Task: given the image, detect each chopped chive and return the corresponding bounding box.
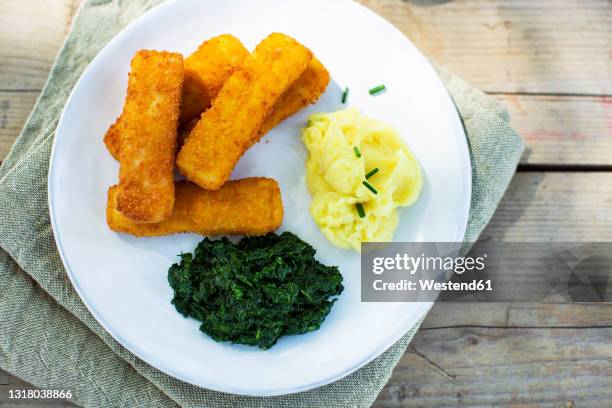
[342,87,349,103]
[365,168,379,179]
[362,180,378,195]
[368,84,386,95]
[356,203,366,218]
[354,146,362,158]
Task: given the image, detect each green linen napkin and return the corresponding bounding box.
[0,0,524,407]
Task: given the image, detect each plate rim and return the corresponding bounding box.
[48,0,472,396]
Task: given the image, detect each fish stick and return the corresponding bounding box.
[106,36,328,160]
[174,58,328,151]
[107,178,283,237]
[104,118,123,160]
[104,34,248,160]
[176,33,313,190]
[116,50,183,223]
[258,57,330,138]
[180,34,250,124]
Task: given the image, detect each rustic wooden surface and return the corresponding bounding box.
[0,0,610,407]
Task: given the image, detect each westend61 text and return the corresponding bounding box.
[373,279,493,292]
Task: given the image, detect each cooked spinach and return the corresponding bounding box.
[168,232,343,349]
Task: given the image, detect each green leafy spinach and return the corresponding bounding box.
[168,232,343,349]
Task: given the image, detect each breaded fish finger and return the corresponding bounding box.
[258,57,330,138]
[107,178,283,237]
[104,34,248,160]
[174,58,328,152]
[177,33,313,190]
[116,50,183,223]
[103,117,123,160]
[181,34,249,124]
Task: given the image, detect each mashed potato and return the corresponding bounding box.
[302,108,422,251]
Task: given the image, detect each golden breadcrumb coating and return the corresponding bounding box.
[175,58,328,151]
[116,50,183,223]
[181,34,249,124]
[103,117,123,160]
[104,35,248,160]
[107,178,283,236]
[259,57,329,137]
[176,33,313,190]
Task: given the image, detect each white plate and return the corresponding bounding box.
[49,0,471,396]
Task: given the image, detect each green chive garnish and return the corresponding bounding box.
[342,87,349,103]
[365,168,379,179]
[354,146,362,158]
[369,84,386,95]
[362,180,378,195]
[356,203,366,218]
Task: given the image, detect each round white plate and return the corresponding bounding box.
[49,0,471,396]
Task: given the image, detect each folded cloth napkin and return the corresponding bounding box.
[0,0,524,407]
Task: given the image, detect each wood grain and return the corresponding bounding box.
[1,0,611,164]
[7,170,607,406]
[373,327,612,408]
[423,302,612,329]
[0,92,39,158]
[371,171,612,406]
[1,0,612,407]
[358,0,612,95]
[497,94,612,166]
[0,0,80,162]
[4,0,609,95]
[482,172,612,241]
[0,370,9,385]
[0,0,79,91]
[2,86,612,166]
[0,368,76,407]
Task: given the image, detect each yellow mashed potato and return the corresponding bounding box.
[302,108,422,251]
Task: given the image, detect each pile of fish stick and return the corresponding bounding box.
[105,33,330,237]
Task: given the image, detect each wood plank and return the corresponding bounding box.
[1,0,610,95]
[373,171,612,406]
[0,370,9,385]
[497,94,612,166]
[0,369,77,407]
[373,327,612,407]
[0,1,611,408]
[2,304,609,406]
[0,0,79,90]
[2,90,611,166]
[0,92,39,159]
[358,0,612,95]
[0,167,608,407]
[483,172,612,241]
[1,1,611,164]
[1,171,608,405]
[423,303,612,329]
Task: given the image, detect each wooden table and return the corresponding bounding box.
[1,0,611,406]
